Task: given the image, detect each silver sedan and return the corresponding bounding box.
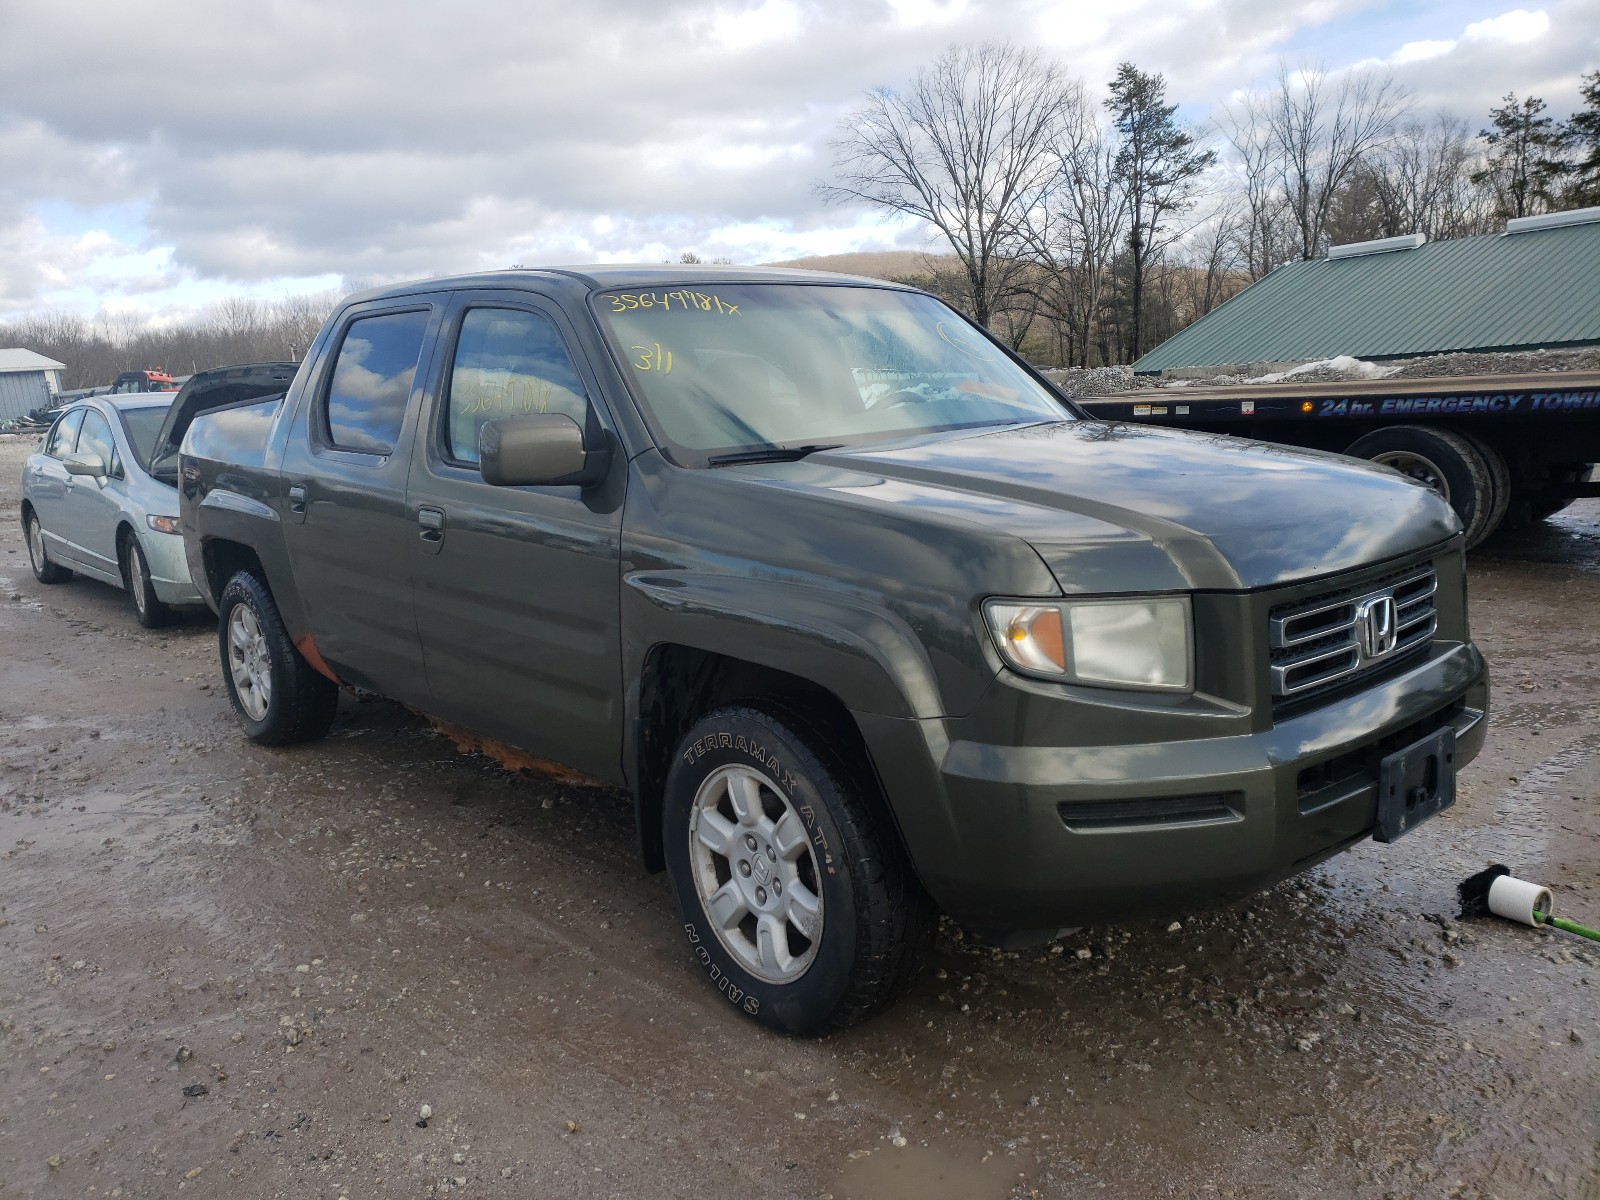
[20,395,204,626]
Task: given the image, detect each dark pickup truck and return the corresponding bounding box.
[179,266,1489,1033]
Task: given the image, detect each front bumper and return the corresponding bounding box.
[858,640,1487,943]
[141,529,206,606]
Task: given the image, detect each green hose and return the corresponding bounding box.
[1541,914,1600,942]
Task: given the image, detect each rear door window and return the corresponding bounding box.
[443,307,590,464]
[323,309,431,454]
[45,409,85,458]
[77,410,117,472]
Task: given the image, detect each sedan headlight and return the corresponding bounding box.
[146,514,182,534]
[983,596,1193,692]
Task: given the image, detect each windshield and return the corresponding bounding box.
[595,284,1071,460]
[118,403,171,471]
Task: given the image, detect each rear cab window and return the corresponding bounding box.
[321,309,432,455]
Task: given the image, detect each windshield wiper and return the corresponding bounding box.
[705,443,842,466]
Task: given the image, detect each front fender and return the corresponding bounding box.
[623,570,948,720]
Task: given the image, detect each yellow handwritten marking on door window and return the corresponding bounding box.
[610,291,740,316]
[456,373,555,415]
[630,344,673,373]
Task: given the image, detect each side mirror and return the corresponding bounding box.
[479,414,610,488]
[64,453,107,479]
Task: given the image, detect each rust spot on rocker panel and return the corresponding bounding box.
[424,716,605,787]
[295,634,342,685]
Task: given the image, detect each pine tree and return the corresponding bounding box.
[1474,93,1565,218]
[1105,64,1214,361]
[1559,71,1600,208]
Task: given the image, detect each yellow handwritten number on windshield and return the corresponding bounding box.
[631,343,673,373]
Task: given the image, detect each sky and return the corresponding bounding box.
[0,0,1595,326]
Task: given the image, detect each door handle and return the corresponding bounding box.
[287,484,308,523]
[417,506,445,555]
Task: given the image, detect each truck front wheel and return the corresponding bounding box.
[1345,426,1497,547]
[662,705,933,1034]
[217,570,339,746]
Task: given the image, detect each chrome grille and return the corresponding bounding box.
[1269,566,1437,702]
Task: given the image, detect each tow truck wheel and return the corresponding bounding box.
[662,704,933,1035]
[1345,426,1497,548]
[1458,432,1511,542]
[217,570,339,746]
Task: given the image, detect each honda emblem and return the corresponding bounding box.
[1355,594,1399,661]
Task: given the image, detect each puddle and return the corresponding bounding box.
[832,1140,1029,1200]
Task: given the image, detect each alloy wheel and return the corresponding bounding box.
[129,544,148,616]
[27,515,46,575]
[227,602,272,721]
[688,763,824,984]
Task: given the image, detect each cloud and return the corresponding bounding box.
[0,0,1595,322]
[1463,8,1551,44]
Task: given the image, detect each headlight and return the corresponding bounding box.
[146,514,181,534]
[984,596,1193,692]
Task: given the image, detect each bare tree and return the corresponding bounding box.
[1025,89,1127,367]
[1375,114,1495,239]
[821,42,1074,327]
[1227,62,1410,262]
[1220,97,1296,277]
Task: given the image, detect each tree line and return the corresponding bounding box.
[821,46,1600,367]
[5,293,341,393]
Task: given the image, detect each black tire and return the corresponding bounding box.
[217,570,339,745]
[1345,426,1496,548]
[1525,464,1594,522]
[23,508,72,584]
[121,533,172,629]
[1457,431,1510,542]
[662,704,934,1035]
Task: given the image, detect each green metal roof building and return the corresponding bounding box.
[1133,207,1600,374]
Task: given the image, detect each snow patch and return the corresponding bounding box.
[1251,356,1399,383]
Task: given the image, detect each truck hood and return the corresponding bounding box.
[797,421,1460,592]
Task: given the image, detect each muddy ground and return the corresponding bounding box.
[0,433,1595,1200]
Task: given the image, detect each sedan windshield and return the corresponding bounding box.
[118,404,172,471]
[596,284,1071,460]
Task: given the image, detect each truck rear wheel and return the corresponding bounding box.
[662,705,933,1034]
[1345,427,1497,548]
[217,570,339,745]
[1457,432,1510,542]
[1524,464,1594,522]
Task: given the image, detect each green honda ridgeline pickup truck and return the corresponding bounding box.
[179,267,1488,1033]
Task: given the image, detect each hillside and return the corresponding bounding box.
[762,250,962,281]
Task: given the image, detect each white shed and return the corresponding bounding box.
[0,349,67,421]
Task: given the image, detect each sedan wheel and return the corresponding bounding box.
[25,511,71,584]
[227,602,273,721]
[124,537,171,628]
